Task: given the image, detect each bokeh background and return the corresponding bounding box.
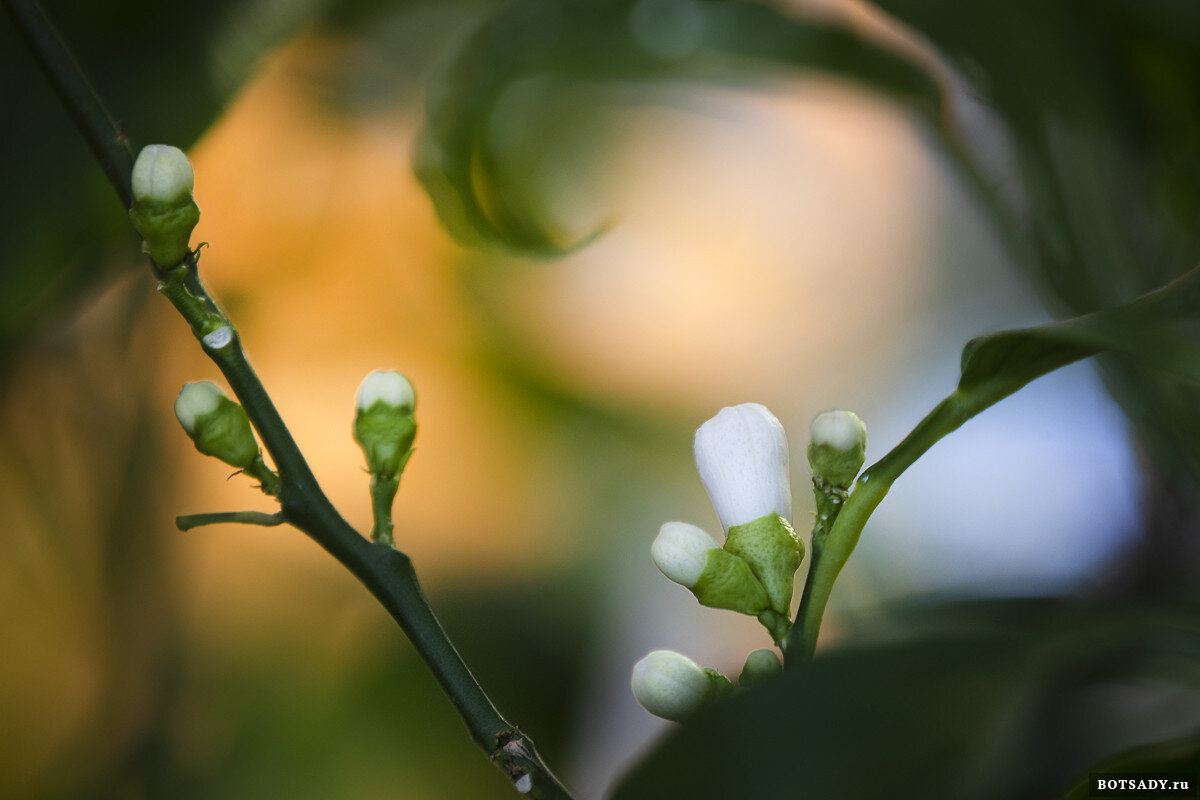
[2,1,1198,798]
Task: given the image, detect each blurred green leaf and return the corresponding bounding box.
[1059,731,1200,800]
[416,0,944,254]
[958,266,1200,409]
[875,0,1200,306]
[612,601,1200,800]
[869,0,1200,482]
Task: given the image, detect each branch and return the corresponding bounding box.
[7,5,574,796]
[176,510,284,531]
[2,0,134,206]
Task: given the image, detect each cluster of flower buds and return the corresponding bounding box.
[129,145,201,268]
[633,402,867,722]
[652,403,802,640]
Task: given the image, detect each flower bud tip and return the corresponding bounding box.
[810,409,866,452]
[694,403,792,531]
[356,369,416,412]
[651,522,717,588]
[631,650,713,722]
[131,145,194,204]
[174,381,222,434]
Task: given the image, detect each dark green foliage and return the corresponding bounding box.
[613,601,1200,800]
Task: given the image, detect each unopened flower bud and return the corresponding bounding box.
[631,650,731,722]
[353,370,417,477]
[694,403,792,531]
[694,404,802,618]
[807,409,866,487]
[129,145,201,267]
[739,648,781,687]
[175,381,259,469]
[652,522,771,615]
[651,521,716,588]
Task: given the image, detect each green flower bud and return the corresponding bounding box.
[129,145,201,267]
[723,512,803,617]
[631,650,731,722]
[807,409,867,488]
[353,370,417,477]
[738,648,781,687]
[651,522,772,615]
[175,381,259,469]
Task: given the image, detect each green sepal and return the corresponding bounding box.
[129,196,201,268]
[702,668,734,699]
[757,610,792,644]
[724,513,803,616]
[691,548,771,615]
[807,438,865,488]
[190,396,259,469]
[353,401,417,477]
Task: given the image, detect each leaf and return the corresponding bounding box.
[956,266,1200,414]
[416,0,944,254]
[612,601,1200,800]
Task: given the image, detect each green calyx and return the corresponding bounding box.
[691,548,771,615]
[189,396,260,469]
[354,401,417,477]
[701,667,734,699]
[724,512,803,617]
[807,439,865,488]
[129,195,201,268]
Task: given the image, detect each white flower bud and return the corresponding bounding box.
[174,380,221,434]
[354,370,418,477]
[694,403,792,531]
[631,650,717,722]
[129,144,200,267]
[356,369,416,412]
[807,409,867,487]
[810,409,865,452]
[651,521,718,589]
[174,381,260,469]
[131,144,194,204]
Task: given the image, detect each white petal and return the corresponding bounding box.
[651,521,717,588]
[810,409,866,452]
[631,650,709,721]
[694,403,791,531]
[131,144,194,203]
[174,381,223,433]
[356,370,416,411]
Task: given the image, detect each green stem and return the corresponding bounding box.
[244,454,283,498]
[786,377,1075,663]
[2,0,134,207]
[160,229,574,800]
[176,510,284,531]
[792,480,846,654]
[369,473,400,546]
